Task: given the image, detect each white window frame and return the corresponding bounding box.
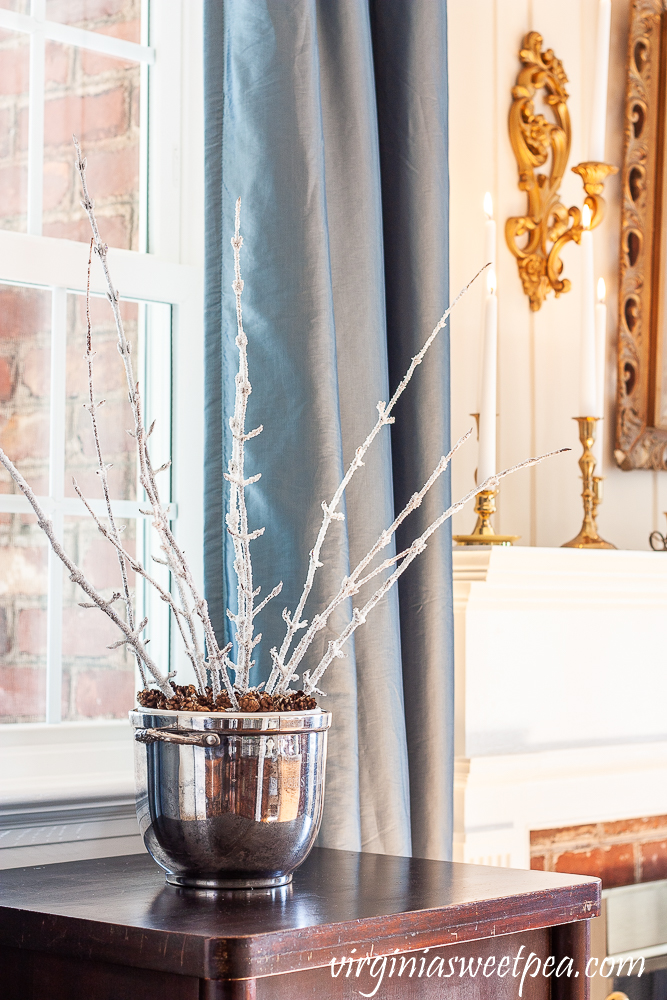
[0,0,204,815]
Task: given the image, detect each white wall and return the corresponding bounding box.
[448,0,665,550]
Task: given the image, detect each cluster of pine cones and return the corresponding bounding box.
[136,683,317,713]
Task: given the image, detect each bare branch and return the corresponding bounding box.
[302,447,569,693]
[222,197,282,693]
[74,136,238,705]
[273,428,473,693]
[271,265,490,688]
[0,448,174,695]
[81,238,146,686]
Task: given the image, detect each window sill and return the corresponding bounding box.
[0,720,144,869]
[0,719,134,806]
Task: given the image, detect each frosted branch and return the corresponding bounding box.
[82,239,146,686]
[270,265,490,690]
[223,197,282,693]
[74,137,237,704]
[0,450,174,696]
[273,428,474,693]
[302,448,569,693]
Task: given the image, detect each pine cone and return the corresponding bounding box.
[238,692,260,713]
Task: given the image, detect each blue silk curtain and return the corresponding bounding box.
[203,0,452,860]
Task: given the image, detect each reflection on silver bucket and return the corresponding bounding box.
[130,708,331,889]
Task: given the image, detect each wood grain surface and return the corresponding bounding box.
[0,848,599,981]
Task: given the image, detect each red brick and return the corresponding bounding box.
[0,607,10,657]
[59,669,72,717]
[82,536,136,591]
[44,40,71,87]
[17,608,47,656]
[604,816,667,837]
[43,212,131,250]
[19,538,48,573]
[0,356,15,401]
[68,293,117,343]
[0,37,29,96]
[0,286,50,341]
[81,26,142,76]
[554,845,635,889]
[0,108,12,159]
[44,87,129,147]
[84,143,139,200]
[0,163,27,219]
[16,105,28,152]
[0,412,50,461]
[19,474,49,497]
[130,79,139,128]
[0,666,45,720]
[43,159,71,213]
[77,399,136,456]
[62,604,119,656]
[67,337,132,397]
[44,0,130,26]
[530,855,546,871]
[22,346,51,398]
[530,824,599,849]
[95,16,141,44]
[73,667,134,718]
[640,840,667,883]
[65,461,136,500]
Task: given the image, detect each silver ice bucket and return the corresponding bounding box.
[130,708,331,888]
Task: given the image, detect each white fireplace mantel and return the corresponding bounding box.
[453,546,667,867]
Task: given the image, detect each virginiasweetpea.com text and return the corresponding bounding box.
[330,944,644,997]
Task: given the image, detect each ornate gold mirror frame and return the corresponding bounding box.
[616,0,667,469]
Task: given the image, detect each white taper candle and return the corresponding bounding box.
[478,193,496,418]
[589,0,611,162]
[592,278,607,466]
[478,268,498,484]
[580,205,598,416]
[484,192,496,270]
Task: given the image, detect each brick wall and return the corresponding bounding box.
[0,0,140,248]
[0,0,143,721]
[531,817,667,889]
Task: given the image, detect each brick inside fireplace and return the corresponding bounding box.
[530,816,667,889]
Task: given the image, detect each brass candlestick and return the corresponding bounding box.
[562,417,615,549]
[453,489,520,546]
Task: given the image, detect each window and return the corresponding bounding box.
[0,0,204,743]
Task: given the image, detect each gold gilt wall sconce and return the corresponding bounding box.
[506,31,617,311]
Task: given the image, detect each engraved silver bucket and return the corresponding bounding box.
[130,708,331,889]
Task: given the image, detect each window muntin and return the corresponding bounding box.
[0,29,29,232]
[0,0,203,735]
[0,279,172,724]
[0,2,153,240]
[43,39,140,248]
[0,512,48,721]
[44,1,142,45]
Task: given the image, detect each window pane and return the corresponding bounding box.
[65,292,138,500]
[0,2,29,15]
[0,29,29,233]
[43,40,140,249]
[0,284,51,495]
[0,513,48,723]
[44,0,141,44]
[62,514,136,720]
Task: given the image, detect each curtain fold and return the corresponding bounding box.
[204,0,452,859]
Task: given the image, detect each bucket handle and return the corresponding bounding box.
[135,728,220,747]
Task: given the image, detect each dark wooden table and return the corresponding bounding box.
[0,847,600,999]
